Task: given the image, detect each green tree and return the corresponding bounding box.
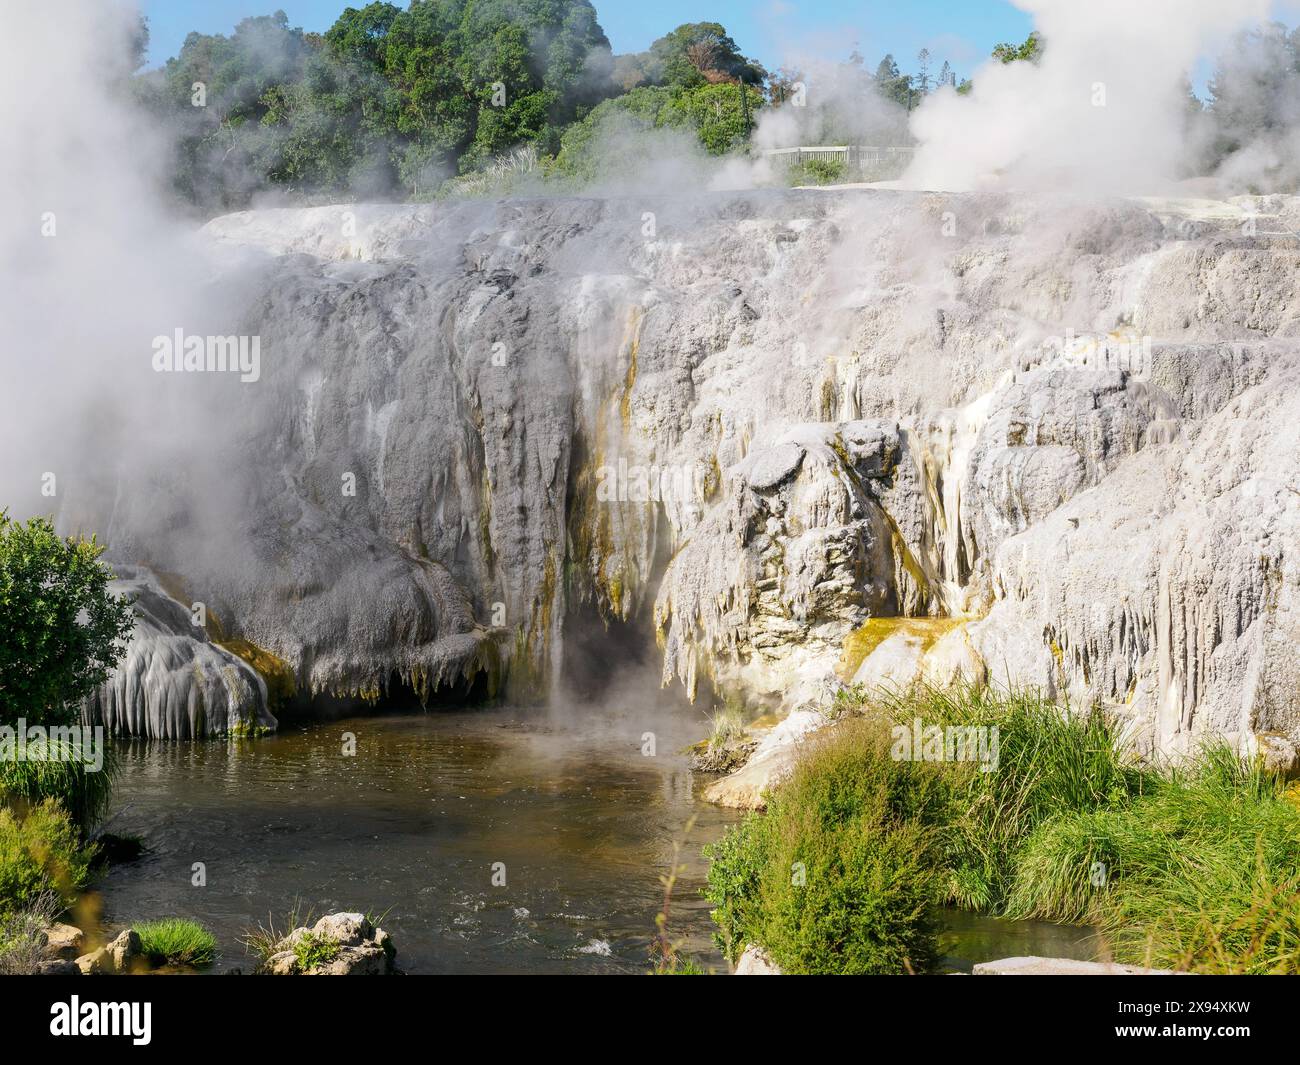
[992,31,1043,65]
[667,81,765,154]
[324,2,402,68]
[0,515,134,729]
[874,54,912,108]
[141,0,619,205]
[630,22,765,90]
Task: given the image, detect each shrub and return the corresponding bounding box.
[135,918,217,967]
[1007,743,1300,972]
[706,682,1300,975]
[0,513,134,728]
[0,891,61,974]
[705,718,947,974]
[241,898,315,964]
[873,684,1148,911]
[789,158,846,186]
[0,799,94,916]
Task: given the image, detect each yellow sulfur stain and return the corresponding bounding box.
[837,616,966,682]
[217,637,297,709]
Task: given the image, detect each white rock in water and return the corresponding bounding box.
[264,911,396,976]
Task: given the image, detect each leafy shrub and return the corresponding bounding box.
[705,683,1300,975]
[789,157,846,185]
[706,718,947,974]
[0,800,94,917]
[0,513,134,728]
[875,684,1147,912]
[135,918,218,966]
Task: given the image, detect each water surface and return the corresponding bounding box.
[97,703,1103,974]
[99,703,738,974]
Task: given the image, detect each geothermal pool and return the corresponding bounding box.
[93,705,1101,974]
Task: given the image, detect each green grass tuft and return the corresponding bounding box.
[0,741,119,832]
[293,930,341,971]
[135,918,218,967]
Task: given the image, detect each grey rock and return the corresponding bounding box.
[734,945,782,975]
[83,567,276,739]
[264,950,300,976]
[310,912,372,948]
[305,944,390,976]
[745,443,805,491]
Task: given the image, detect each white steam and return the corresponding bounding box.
[905,0,1272,193]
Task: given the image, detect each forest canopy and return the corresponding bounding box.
[131,5,1300,211]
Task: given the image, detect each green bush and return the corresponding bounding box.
[875,684,1147,912]
[0,513,134,729]
[135,918,218,967]
[704,683,1300,975]
[293,930,341,970]
[0,891,61,974]
[789,158,846,186]
[0,799,94,917]
[705,718,947,974]
[1008,743,1300,972]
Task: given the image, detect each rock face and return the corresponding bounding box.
[73,191,1300,755]
[703,709,828,809]
[262,912,396,976]
[84,567,277,739]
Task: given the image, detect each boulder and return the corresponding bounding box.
[75,929,143,975]
[310,912,372,948]
[44,923,84,958]
[703,709,828,810]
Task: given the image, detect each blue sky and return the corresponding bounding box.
[140,0,1035,77]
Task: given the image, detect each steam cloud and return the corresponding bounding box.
[905,0,1273,194]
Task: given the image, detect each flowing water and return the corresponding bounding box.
[94,704,1102,974]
